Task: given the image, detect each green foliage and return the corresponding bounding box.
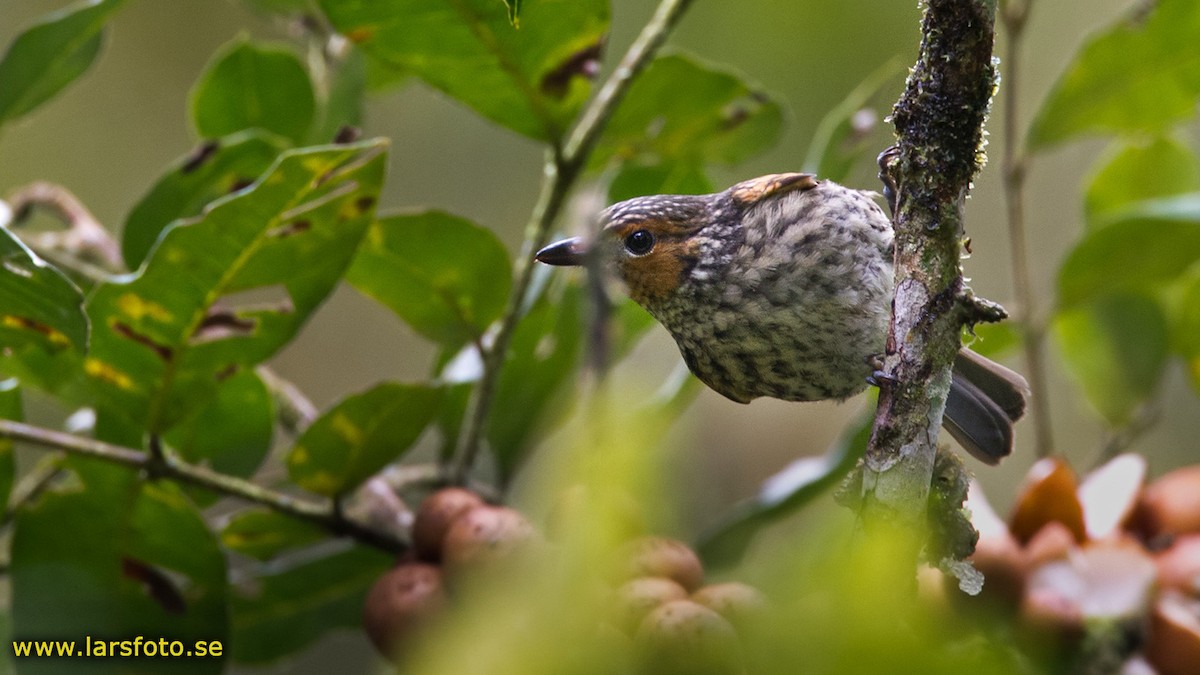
[319,0,609,141]
[190,39,316,144]
[0,225,88,354]
[1054,292,1169,426]
[0,0,125,127]
[230,546,391,663]
[220,509,325,561]
[287,382,443,496]
[1084,137,1200,228]
[122,131,288,269]
[1029,0,1200,148]
[347,211,512,348]
[0,379,19,510]
[87,141,386,433]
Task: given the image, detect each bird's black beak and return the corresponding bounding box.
[534,237,587,266]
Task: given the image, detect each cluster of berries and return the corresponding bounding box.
[362,487,764,673]
[932,456,1200,675]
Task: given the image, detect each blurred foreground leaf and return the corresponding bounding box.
[0,0,125,126]
[1029,0,1200,148]
[123,132,288,269]
[84,140,387,433]
[696,406,872,569]
[1171,271,1200,394]
[1054,292,1168,427]
[319,0,608,141]
[288,382,443,497]
[231,546,391,663]
[190,39,316,144]
[348,211,512,348]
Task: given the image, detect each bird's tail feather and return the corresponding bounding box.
[943,350,1030,464]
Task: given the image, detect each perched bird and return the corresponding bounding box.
[535,173,1029,463]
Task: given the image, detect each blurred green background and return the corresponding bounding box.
[3,0,1197,669]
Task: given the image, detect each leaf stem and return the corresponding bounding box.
[451,0,696,483]
[1000,0,1054,458]
[0,419,406,553]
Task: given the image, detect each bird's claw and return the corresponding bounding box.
[877,146,900,217]
[866,369,897,389]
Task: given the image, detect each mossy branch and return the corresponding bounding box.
[862,0,999,527]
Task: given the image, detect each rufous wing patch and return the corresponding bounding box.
[730,173,818,206]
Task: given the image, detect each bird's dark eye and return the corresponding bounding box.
[624,229,656,256]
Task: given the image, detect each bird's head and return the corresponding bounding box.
[535,173,817,306]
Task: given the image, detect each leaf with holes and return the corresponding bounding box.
[347,211,512,348]
[318,0,608,141]
[190,38,316,144]
[1029,0,1200,148]
[231,546,391,663]
[83,140,387,434]
[0,0,126,126]
[593,52,784,169]
[0,226,88,355]
[288,382,443,497]
[123,131,288,269]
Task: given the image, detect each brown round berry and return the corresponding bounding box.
[691,582,766,629]
[622,537,704,592]
[1145,591,1200,675]
[1133,466,1200,540]
[635,599,742,675]
[1009,458,1087,545]
[612,577,689,634]
[1156,534,1200,596]
[412,488,485,562]
[362,562,447,660]
[442,505,540,579]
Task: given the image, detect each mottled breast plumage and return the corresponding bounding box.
[638,180,895,404]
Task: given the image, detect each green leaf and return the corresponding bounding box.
[0,0,125,126]
[488,281,583,483]
[165,369,274,503]
[347,211,512,347]
[123,131,288,269]
[594,52,785,169]
[696,406,872,569]
[190,39,316,144]
[288,382,443,496]
[1084,137,1200,228]
[318,0,608,141]
[1054,292,1169,427]
[803,58,900,182]
[1029,0,1200,148]
[231,546,391,663]
[84,140,387,434]
[1171,271,1200,393]
[310,46,367,144]
[0,225,88,353]
[1058,194,1200,308]
[0,379,20,511]
[607,162,713,203]
[11,476,227,674]
[221,509,325,561]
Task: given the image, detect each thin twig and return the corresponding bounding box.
[452,0,697,482]
[0,419,405,553]
[255,365,319,435]
[1000,0,1053,458]
[6,182,124,272]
